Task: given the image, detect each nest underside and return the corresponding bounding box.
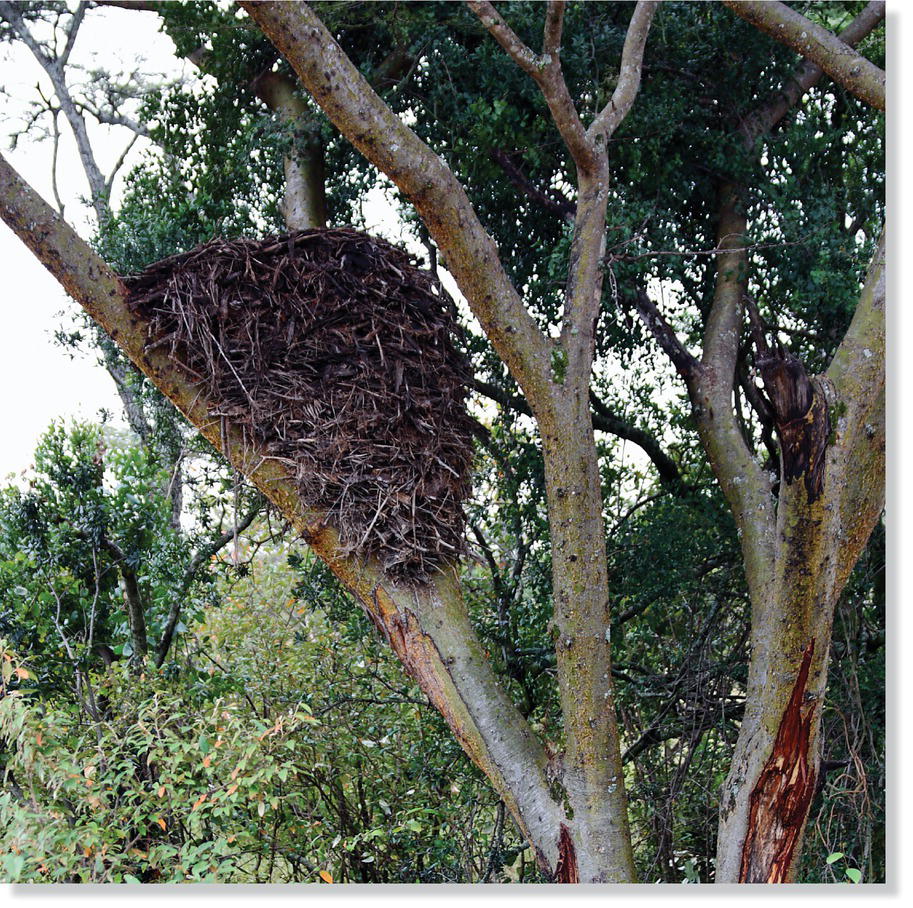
[124,227,476,580]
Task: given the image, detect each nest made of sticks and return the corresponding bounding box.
[124,228,477,580]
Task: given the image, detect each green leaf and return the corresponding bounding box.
[3,854,25,879]
[845,868,862,884]
[826,852,844,864]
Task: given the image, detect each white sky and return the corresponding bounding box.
[0,3,426,479]
[0,3,186,477]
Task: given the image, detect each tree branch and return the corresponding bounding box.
[542,0,565,57]
[91,0,160,10]
[588,1,658,140]
[826,229,885,591]
[740,0,886,146]
[723,0,885,111]
[633,289,700,379]
[472,377,684,490]
[102,350,152,443]
[636,191,775,602]
[467,0,598,174]
[690,185,775,602]
[588,390,685,490]
[250,69,326,229]
[59,1,86,69]
[556,2,656,382]
[75,98,150,138]
[0,0,110,224]
[105,132,140,196]
[155,499,263,667]
[0,148,564,877]
[489,148,575,223]
[97,534,148,661]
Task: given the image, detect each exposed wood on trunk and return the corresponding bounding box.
[0,149,565,880]
[237,2,658,881]
[739,640,818,883]
[555,823,579,883]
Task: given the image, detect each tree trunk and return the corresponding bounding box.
[235,2,648,880]
[716,234,885,882]
[540,393,635,882]
[251,70,327,230]
[0,149,574,880]
[532,161,636,882]
[636,184,885,883]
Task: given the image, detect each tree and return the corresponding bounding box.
[0,0,885,883]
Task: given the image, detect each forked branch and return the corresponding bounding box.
[468,1,658,174]
[467,0,597,173]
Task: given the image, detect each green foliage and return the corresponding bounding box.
[0,421,260,684]
[0,423,179,677]
[0,550,527,883]
[824,852,863,884]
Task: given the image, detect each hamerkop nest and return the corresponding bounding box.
[124,228,476,580]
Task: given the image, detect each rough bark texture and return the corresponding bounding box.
[540,160,633,884]
[757,352,830,501]
[540,397,635,882]
[236,0,657,881]
[715,233,885,883]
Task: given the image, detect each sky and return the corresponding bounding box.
[0,2,429,480]
[0,3,186,477]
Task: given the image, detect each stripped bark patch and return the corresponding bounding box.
[555,823,579,883]
[739,640,818,883]
[367,585,478,758]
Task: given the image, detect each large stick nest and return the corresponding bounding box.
[124,228,477,580]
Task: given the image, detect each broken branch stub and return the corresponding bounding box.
[756,350,830,502]
[124,228,477,580]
